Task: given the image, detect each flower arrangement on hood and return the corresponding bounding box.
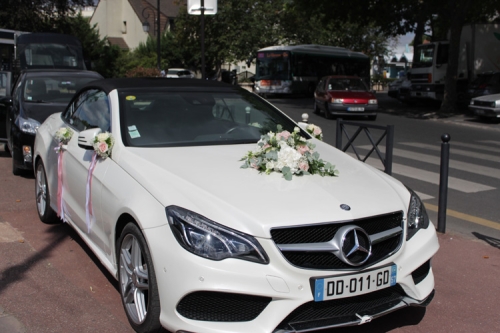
[54,127,73,146]
[240,125,339,181]
[93,132,114,159]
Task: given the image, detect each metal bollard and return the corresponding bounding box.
[437,134,450,233]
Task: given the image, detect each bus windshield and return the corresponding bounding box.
[255,51,290,80]
[413,45,435,68]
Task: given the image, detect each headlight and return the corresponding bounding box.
[166,206,269,264]
[494,100,500,107]
[406,187,430,240]
[368,99,378,105]
[331,98,344,104]
[17,116,41,135]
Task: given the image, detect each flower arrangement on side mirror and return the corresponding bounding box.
[93,132,114,159]
[240,125,338,181]
[54,127,73,152]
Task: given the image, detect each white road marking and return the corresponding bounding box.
[358,145,500,180]
[400,142,500,163]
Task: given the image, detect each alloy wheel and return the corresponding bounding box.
[119,233,150,325]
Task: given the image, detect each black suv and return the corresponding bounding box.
[0,69,102,174]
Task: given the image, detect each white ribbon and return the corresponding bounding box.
[85,152,98,234]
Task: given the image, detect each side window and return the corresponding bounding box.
[63,89,110,132]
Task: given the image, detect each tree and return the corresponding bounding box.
[51,13,123,78]
[172,0,285,75]
[0,0,94,32]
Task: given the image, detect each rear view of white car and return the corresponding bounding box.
[33,78,439,333]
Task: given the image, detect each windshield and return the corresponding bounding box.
[413,44,436,68]
[328,78,368,91]
[255,51,290,80]
[23,76,99,103]
[120,89,307,147]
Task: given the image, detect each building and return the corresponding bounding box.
[90,0,185,51]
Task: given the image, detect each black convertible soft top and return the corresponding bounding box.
[84,78,241,94]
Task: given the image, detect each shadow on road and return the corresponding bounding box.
[472,232,500,250]
[325,307,426,332]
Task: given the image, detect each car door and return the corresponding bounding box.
[3,73,23,147]
[0,71,12,141]
[61,88,112,251]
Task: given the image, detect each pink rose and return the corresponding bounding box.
[276,131,291,141]
[98,142,108,153]
[299,161,309,171]
[313,127,322,136]
[262,143,271,150]
[297,145,310,155]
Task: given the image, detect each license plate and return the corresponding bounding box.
[313,264,397,301]
[348,107,364,111]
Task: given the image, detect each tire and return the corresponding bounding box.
[313,101,320,114]
[12,148,21,176]
[35,161,59,223]
[118,223,162,333]
[3,143,10,155]
[324,103,333,119]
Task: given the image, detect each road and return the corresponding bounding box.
[270,93,500,241]
[0,93,499,333]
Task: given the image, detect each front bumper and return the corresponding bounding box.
[144,223,439,333]
[468,105,500,118]
[327,104,377,117]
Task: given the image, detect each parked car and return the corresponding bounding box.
[166,68,196,78]
[314,76,378,120]
[33,78,439,333]
[466,71,500,102]
[468,93,500,119]
[0,69,103,174]
[388,77,405,98]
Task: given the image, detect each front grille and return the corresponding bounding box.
[271,212,404,270]
[274,285,406,332]
[176,291,271,322]
[412,260,431,285]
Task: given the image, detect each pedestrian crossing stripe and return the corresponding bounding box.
[400,142,500,163]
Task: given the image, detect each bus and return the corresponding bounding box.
[254,44,370,96]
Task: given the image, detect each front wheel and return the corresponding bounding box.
[12,148,21,176]
[118,223,162,333]
[35,161,59,223]
[313,101,320,114]
[324,103,333,119]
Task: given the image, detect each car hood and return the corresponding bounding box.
[22,102,67,123]
[473,93,500,101]
[328,91,376,103]
[116,141,409,238]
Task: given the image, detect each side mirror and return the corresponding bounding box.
[0,97,13,107]
[78,128,102,150]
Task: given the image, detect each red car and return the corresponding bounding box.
[314,76,378,120]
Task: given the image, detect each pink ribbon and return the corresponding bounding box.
[85,152,98,234]
[56,145,65,221]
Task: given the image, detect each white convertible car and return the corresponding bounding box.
[33,78,439,333]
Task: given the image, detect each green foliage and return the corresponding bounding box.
[124,66,161,78]
[0,0,94,32]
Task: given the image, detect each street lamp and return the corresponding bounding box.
[142,0,161,71]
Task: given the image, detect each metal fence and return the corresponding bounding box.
[335,119,394,175]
